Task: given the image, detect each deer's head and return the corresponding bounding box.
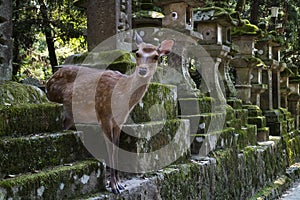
[134,34,174,78]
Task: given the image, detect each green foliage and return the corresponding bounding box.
[13,0,87,83]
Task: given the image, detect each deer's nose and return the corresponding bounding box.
[138,67,148,76]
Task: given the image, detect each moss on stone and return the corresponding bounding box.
[243,105,263,117]
[194,6,237,25]
[120,119,187,153]
[0,103,63,137]
[0,81,48,105]
[178,97,214,116]
[227,98,243,109]
[231,19,261,36]
[0,160,105,199]
[130,82,177,123]
[248,116,267,128]
[0,131,91,179]
[133,10,164,19]
[83,50,135,74]
[285,136,300,165]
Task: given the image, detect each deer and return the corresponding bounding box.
[46,35,174,194]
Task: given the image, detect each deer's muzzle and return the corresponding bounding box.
[138,67,148,76]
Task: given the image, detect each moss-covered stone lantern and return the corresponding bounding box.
[193,7,237,45]
[230,20,262,105]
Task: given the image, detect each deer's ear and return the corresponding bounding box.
[159,40,174,56]
[134,31,143,45]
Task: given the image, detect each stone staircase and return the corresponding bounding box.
[0,81,105,199]
[0,80,190,199]
[1,78,300,199]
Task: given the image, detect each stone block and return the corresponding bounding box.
[191,128,237,154]
[129,83,177,123]
[179,112,226,134]
[257,127,270,142]
[0,103,64,137]
[227,98,243,109]
[0,131,91,179]
[267,122,282,136]
[0,160,105,199]
[248,116,267,128]
[178,97,214,115]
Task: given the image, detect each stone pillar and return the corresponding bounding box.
[198,45,230,104]
[87,0,132,51]
[256,40,287,136]
[260,68,273,110]
[231,35,259,105]
[288,80,300,130]
[280,68,292,108]
[0,0,13,80]
[251,66,267,107]
[219,55,237,98]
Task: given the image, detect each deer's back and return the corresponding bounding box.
[46,65,127,124]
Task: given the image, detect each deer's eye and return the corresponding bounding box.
[136,52,141,58]
[153,55,159,60]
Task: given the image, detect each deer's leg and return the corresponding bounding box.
[103,120,120,194]
[63,103,75,130]
[112,125,124,191]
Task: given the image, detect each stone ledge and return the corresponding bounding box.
[129,82,177,123]
[0,103,64,137]
[0,160,105,200]
[77,136,288,200]
[0,131,91,179]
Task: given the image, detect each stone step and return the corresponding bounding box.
[129,82,177,123]
[0,103,64,137]
[248,116,267,128]
[0,81,64,137]
[237,125,257,148]
[178,112,226,134]
[0,131,91,179]
[178,97,215,115]
[190,124,257,155]
[190,128,238,155]
[0,160,105,200]
[76,119,191,172]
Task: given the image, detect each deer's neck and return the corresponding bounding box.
[127,72,152,108]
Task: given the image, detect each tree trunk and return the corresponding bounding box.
[235,0,246,13]
[12,0,21,77]
[250,0,260,25]
[37,0,58,73]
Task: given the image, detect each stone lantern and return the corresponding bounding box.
[230,20,271,141]
[153,0,205,98]
[256,38,286,136]
[287,65,300,130]
[193,7,237,104]
[280,67,295,132]
[230,20,262,105]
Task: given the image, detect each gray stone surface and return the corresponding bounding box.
[87,0,131,51]
[0,0,13,80]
